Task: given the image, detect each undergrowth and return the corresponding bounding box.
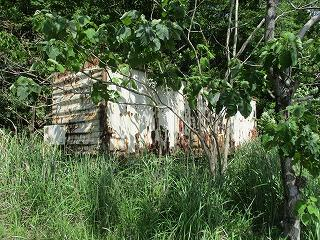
[0,131,319,239]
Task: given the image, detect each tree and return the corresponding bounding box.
[261,1,320,239]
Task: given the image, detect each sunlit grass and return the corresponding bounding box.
[0,131,318,239]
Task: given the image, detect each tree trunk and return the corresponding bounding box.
[264,4,320,238]
[276,92,300,240]
[280,157,300,240]
[265,0,278,42]
[265,1,300,239]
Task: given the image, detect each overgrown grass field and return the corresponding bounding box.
[0,132,319,239]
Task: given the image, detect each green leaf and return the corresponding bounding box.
[152,38,161,51]
[120,10,140,26]
[68,20,77,38]
[84,28,96,42]
[200,57,209,69]
[293,152,301,164]
[283,32,295,42]
[77,15,91,26]
[136,24,153,46]
[226,103,238,117]
[10,76,41,101]
[240,81,250,90]
[66,46,75,57]
[207,92,220,108]
[162,22,181,41]
[47,46,60,60]
[118,64,130,76]
[279,50,292,69]
[155,23,169,40]
[307,205,319,216]
[301,213,311,225]
[197,44,215,60]
[129,79,138,90]
[112,77,122,85]
[188,97,197,110]
[108,90,121,102]
[47,66,55,72]
[48,59,65,73]
[290,47,298,66]
[238,99,252,118]
[161,0,169,7]
[291,105,305,118]
[56,64,65,73]
[91,82,109,104]
[309,197,318,203]
[42,20,55,39]
[261,134,274,147]
[117,26,132,42]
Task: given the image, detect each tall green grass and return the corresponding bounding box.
[0,131,319,239]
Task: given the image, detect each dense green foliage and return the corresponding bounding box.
[0,1,318,141]
[1,132,320,239]
[1,1,320,238]
[1,0,319,127]
[0,0,270,129]
[262,104,320,175]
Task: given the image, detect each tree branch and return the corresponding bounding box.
[188,0,198,41]
[289,0,320,10]
[236,18,265,57]
[298,14,320,39]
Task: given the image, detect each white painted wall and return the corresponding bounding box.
[47,67,257,154]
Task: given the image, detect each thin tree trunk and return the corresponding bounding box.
[232,0,239,58]
[208,148,217,175]
[225,0,234,79]
[30,106,36,133]
[222,117,230,172]
[223,0,238,171]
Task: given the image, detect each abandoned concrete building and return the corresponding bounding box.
[44,66,257,154]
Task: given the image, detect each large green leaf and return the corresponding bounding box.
[120,10,140,26]
[10,76,41,101]
[238,99,252,118]
[47,46,61,60]
[155,23,169,41]
[118,64,130,76]
[84,28,97,42]
[200,57,209,69]
[117,26,132,43]
[207,92,220,108]
[152,38,161,51]
[279,50,292,69]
